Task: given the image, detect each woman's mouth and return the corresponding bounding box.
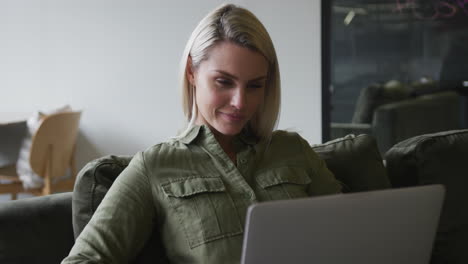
[219,112,246,122]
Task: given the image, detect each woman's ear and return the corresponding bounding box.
[186,56,195,86]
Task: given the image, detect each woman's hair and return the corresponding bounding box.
[178,3,281,140]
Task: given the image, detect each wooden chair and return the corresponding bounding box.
[0,111,81,200]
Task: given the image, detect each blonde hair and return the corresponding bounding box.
[178,3,281,140]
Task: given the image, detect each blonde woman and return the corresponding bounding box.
[63,4,341,263]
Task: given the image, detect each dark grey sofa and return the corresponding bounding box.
[1,130,467,264]
[332,86,461,154]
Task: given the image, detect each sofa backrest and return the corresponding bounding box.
[385,129,468,264]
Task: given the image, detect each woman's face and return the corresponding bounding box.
[188,41,268,138]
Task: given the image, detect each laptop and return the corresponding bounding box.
[240,185,445,264]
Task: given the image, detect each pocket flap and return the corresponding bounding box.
[162,177,226,198]
[256,167,312,188]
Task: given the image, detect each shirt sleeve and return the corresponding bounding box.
[297,135,343,196]
[62,152,156,264]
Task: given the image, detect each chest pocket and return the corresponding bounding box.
[161,176,243,249]
[256,167,312,201]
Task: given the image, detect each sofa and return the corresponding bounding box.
[331,80,462,154]
[1,129,467,264]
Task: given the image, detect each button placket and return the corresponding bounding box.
[200,143,256,200]
[199,127,257,204]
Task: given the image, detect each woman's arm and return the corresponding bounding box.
[62,152,156,264]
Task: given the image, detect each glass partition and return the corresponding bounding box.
[324,0,468,154]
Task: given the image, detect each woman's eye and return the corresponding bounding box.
[248,83,264,89]
[216,78,233,86]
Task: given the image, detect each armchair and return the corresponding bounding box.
[332,87,461,153]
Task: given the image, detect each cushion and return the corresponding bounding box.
[72,155,169,264]
[385,129,468,264]
[312,134,391,193]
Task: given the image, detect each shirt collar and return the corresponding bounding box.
[178,125,202,145]
[178,124,258,146]
[237,127,258,146]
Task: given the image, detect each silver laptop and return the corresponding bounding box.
[241,185,445,264]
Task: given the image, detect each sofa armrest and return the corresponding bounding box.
[330,122,372,139]
[0,192,74,264]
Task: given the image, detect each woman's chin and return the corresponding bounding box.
[214,123,245,136]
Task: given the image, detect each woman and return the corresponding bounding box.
[62,4,342,264]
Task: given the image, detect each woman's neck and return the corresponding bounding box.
[206,125,237,163]
[195,120,237,163]
[213,131,235,155]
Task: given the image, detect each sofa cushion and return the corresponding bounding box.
[385,129,468,264]
[312,134,391,193]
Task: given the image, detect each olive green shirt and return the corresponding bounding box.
[62,125,342,264]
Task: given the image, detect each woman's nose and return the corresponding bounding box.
[230,87,246,110]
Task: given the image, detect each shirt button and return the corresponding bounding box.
[240,158,247,164]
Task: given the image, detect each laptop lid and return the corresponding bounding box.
[241,185,445,264]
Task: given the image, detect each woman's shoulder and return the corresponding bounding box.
[270,129,308,146]
[271,129,302,138]
[126,140,193,182]
[260,129,310,157]
[140,139,190,160]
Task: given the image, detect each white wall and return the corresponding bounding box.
[1,0,322,170]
